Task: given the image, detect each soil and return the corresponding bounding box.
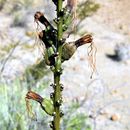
[62,0,130,130]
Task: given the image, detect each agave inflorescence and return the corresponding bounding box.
[25,0,96,129]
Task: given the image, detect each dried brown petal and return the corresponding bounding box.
[26,91,43,104]
[34,11,44,21]
[75,34,93,46]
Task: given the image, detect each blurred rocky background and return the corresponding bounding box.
[0,0,130,130]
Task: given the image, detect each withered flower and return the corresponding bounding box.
[26,91,54,116]
[75,34,93,46]
[26,91,43,104]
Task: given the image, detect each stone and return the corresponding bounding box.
[110,114,120,121]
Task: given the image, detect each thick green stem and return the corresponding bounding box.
[53,0,63,130]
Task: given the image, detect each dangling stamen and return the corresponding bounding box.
[87,42,97,79]
[67,0,77,33]
[25,97,37,120]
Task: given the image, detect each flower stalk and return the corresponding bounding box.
[25,0,95,130]
[53,0,63,129]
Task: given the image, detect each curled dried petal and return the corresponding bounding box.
[75,34,93,47]
[26,91,43,104]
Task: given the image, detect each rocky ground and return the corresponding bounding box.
[0,0,130,130]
